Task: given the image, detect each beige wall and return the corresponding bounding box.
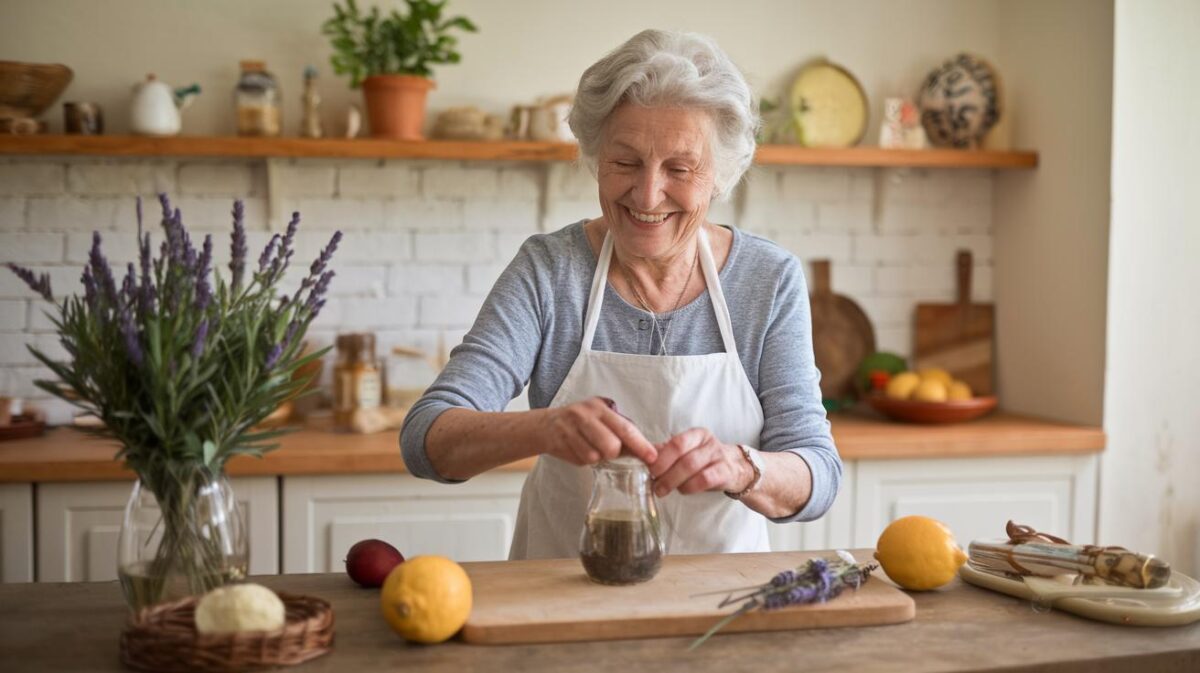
[993,1,1113,427]
[2,0,999,138]
[1103,0,1200,575]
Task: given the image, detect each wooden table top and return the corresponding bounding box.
[0,554,1193,673]
[0,410,1104,483]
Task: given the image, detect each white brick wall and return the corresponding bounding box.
[0,157,995,424]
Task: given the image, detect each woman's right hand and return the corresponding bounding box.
[541,397,657,466]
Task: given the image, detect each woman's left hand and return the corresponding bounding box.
[647,427,752,497]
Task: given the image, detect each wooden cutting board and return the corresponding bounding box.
[808,259,876,402]
[460,551,914,645]
[914,250,995,395]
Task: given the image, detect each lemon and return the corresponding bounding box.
[911,379,948,402]
[947,380,973,401]
[381,555,473,644]
[874,515,968,590]
[917,367,953,387]
[885,371,921,400]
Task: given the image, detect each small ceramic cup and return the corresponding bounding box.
[64,102,104,135]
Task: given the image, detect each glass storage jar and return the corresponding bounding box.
[579,457,665,585]
[235,60,281,137]
[333,332,382,430]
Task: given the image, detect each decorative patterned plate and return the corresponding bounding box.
[917,53,1001,148]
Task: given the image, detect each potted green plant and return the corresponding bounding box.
[322,0,478,140]
[6,195,340,610]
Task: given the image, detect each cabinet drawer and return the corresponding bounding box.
[853,455,1097,548]
[0,484,34,582]
[282,472,526,573]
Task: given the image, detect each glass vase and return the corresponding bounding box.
[117,466,248,612]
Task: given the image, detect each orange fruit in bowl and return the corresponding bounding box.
[380,555,473,643]
[911,379,948,403]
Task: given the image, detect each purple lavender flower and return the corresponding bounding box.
[6,263,54,302]
[136,196,144,238]
[191,319,209,359]
[138,233,155,316]
[229,200,247,292]
[258,234,280,274]
[304,270,335,312]
[120,305,144,367]
[81,266,97,308]
[263,343,283,370]
[88,233,117,305]
[195,235,213,311]
[122,263,138,306]
[770,570,796,587]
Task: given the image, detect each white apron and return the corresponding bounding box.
[509,226,769,560]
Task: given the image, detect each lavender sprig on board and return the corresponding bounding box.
[688,552,876,650]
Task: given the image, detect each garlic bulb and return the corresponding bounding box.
[194,583,286,634]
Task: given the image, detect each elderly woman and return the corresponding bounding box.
[400,29,840,559]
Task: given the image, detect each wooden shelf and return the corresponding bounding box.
[0,135,1038,169]
[0,411,1100,483]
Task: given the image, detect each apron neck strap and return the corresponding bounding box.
[582,225,739,357]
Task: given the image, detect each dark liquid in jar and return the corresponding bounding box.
[580,510,662,585]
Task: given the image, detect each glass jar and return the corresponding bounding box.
[333,332,382,430]
[117,466,247,612]
[235,60,281,137]
[579,457,665,585]
[384,345,440,410]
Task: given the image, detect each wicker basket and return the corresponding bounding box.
[119,592,334,673]
[0,61,73,119]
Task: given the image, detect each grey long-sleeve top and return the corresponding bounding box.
[399,221,841,523]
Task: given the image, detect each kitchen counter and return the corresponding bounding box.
[0,411,1104,482]
[0,552,1193,673]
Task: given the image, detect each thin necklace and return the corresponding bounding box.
[618,248,698,355]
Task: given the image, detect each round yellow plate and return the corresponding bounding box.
[789,60,868,148]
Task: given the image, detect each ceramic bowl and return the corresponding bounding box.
[867,394,998,424]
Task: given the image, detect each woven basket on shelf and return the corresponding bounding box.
[119,592,334,673]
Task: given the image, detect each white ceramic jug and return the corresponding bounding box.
[129,74,199,136]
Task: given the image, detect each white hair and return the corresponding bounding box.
[568,29,759,202]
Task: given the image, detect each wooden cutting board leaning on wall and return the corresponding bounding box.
[808,259,876,403]
[913,250,995,395]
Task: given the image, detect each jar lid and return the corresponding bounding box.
[240,60,267,72]
[598,456,647,469]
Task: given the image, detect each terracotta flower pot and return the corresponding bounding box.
[362,75,434,140]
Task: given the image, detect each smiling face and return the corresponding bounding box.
[596,104,717,260]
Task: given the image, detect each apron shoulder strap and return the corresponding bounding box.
[581,230,614,352]
[698,227,739,358]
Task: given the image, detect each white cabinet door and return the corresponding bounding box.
[767,462,856,553]
[282,472,526,573]
[852,455,1098,549]
[0,484,34,582]
[37,477,279,582]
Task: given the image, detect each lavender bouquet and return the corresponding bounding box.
[7,194,339,609]
[689,551,876,650]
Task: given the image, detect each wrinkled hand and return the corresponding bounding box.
[648,427,752,497]
[542,397,657,466]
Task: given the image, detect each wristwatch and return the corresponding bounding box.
[724,444,765,500]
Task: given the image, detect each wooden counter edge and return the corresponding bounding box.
[0,411,1103,483]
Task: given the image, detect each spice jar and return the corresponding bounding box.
[235,60,281,137]
[333,333,382,430]
[579,457,665,585]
